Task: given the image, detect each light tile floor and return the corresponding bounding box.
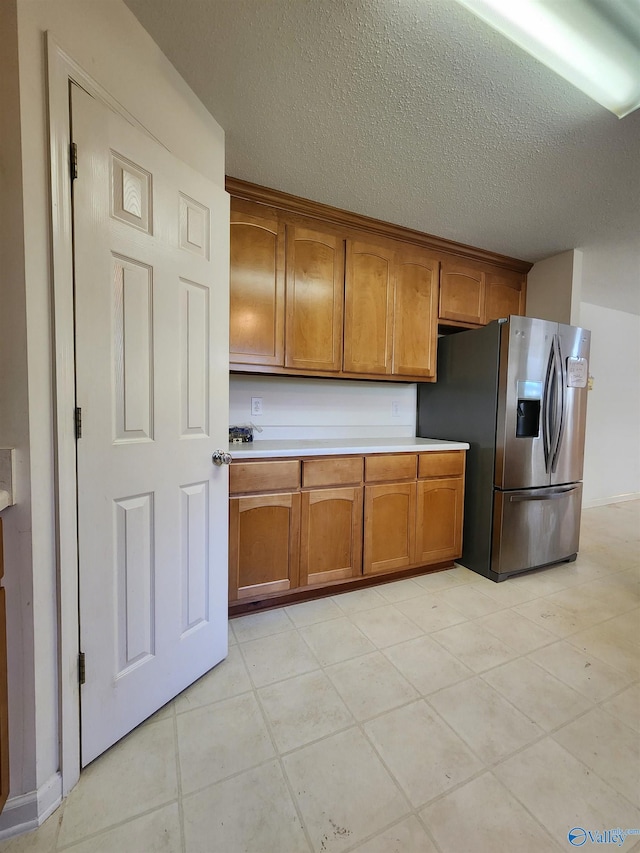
[2,500,639,853]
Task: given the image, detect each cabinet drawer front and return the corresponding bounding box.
[365,454,417,482]
[418,451,465,479]
[302,457,363,488]
[229,460,300,494]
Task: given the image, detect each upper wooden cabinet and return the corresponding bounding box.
[227,179,530,377]
[230,208,285,366]
[484,269,526,324]
[393,247,439,378]
[439,259,527,328]
[344,240,439,379]
[439,259,485,325]
[343,239,394,375]
[285,224,344,372]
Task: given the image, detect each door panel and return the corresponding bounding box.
[552,325,591,486]
[492,483,582,577]
[72,84,229,765]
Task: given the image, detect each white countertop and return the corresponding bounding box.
[228,437,469,459]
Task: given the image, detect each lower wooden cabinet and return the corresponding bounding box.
[229,450,465,606]
[416,477,464,564]
[229,492,300,601]
[300,487,363,586]
[363,482,416,575]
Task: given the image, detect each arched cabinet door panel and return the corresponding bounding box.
[415,477,464,564]
[484,270,526,324]
[363,482,417,574]
[344,239,394,375]
[285,225,345,372]
[393,247,439,378]
[439,259,485,325]
[230,208,285,366]
[299,487,363,586]
[229,493,300,601]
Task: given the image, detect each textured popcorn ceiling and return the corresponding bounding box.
[124,0,640,311]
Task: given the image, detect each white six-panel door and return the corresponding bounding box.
[71,83,229,765]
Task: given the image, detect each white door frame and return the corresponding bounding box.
[46,33,179,798]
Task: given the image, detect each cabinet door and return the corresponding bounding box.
[393,247,439,378]
[363,483,416,574]
[300,487,363,586]
[229,493,300,601]
[343,240,394,375]
[415,477,464,564]
[0,521,7,814]
[285,225,344,371]
[230,207,285,365]
[484,269,526,323]
[439,260,485,325]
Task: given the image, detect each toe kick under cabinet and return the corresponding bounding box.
[229,449,465,608]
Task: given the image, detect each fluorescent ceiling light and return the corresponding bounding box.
[456,0,640,117]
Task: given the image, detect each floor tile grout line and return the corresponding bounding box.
[171,702,187,853]
[54,797,180,852]
[245,657,316,853]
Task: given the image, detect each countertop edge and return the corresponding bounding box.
[228,438,469,460]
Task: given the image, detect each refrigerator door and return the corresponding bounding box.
[551,324,591,486]
[491,482,583,578]
[496,316,556,490]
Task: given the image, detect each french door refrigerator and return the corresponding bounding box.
[417,316,590,581]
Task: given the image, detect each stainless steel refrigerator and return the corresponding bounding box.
[417,316,590,581]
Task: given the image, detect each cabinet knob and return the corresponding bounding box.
[212,450,232,466]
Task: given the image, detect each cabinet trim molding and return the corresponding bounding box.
[226,176,532,274]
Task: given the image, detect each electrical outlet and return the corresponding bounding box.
[391,401,400,417]
[251,397,263,416]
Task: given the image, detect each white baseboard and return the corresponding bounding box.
[583,492,640,509]
[0,772,62,840]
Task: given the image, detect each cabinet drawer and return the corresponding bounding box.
[302,457,363,488]
[365,454,417,482]
[418,451,465,479]
[229,460,300,494]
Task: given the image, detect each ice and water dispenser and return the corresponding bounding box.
[515,380,542,438]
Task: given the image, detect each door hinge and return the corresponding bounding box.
[70,142,78,181]
[75,407,82,440]
[78,651,86,685]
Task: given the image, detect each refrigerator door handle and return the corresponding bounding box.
[550,335,565,473]
[509,485,579,502]
[542,341,555,472]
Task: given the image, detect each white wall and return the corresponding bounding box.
[580,303,640,506]
[527,245,640,506]
[0,0,225,836]
[526,249,582,324]
[230,375,417,440]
